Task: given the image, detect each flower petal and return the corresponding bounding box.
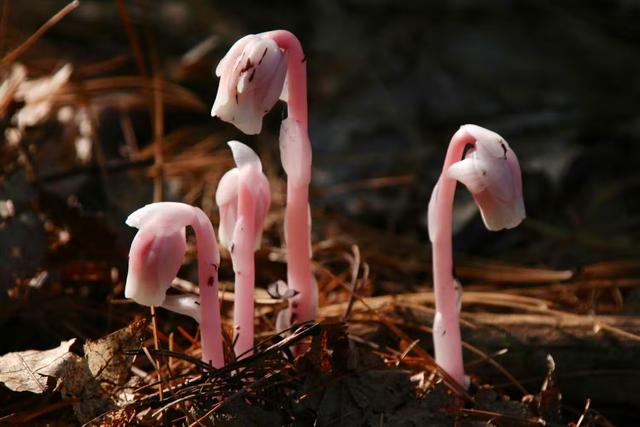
[228,140,261,168]
[446,156,487,194]
[126,202,196,235]
[161,294,201,323]
[449,125,526,231]
[215,168,239,249]
[216,142,271,251]
[125,228,186,306]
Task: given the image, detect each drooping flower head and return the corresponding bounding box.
[211,34,288,135]
[215,141,271,251]
[446,124,526,231]
[125,202,198,306]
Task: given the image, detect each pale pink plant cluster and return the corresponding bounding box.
[123,30,526,390]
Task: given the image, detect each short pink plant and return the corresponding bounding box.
[428,125,525,387]
[125,202,224,368]
[216,141,271,358]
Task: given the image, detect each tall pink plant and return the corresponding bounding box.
[212,30,315,327]
[428,125,525,387]
[125,202,224,368]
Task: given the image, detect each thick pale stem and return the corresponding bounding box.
[430,128,477,387]
[232,177,257,358]
[192,209,224,368]
[286,183,316,323]
[265,30,315,324]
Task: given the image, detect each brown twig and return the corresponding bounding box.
[114,0,148,77]
[0,0,79,68]
[149,307,165,404]
[152,73,165,201]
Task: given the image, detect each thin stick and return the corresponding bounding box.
[152,73,164,201]
[149,307,164,402]
[168,332,175,369]
[0,0,79,68]
[575,398,591,427]
[114,0,147,77]
[12,398,79,423]
[342,244,361,321]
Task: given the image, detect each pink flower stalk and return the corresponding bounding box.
[125,202,224,368]
[427,124,525,387]
[212,30,316,327]
[216,141,271,358]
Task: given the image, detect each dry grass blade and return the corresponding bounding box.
[4,398,79,424]
[582,259,640,278]
[56,76,206,111]
[152,74,164,201]
[0,0,79,68]
[170,277,281,305]
[77,54,128,77]
[456,259,574,283]
[114,0,148,77]
[574,398,591,427]
[318,291,552,318]
[342,244,362,321]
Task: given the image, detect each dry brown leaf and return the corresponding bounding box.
[0,338,77,393]
[84,318,145,388]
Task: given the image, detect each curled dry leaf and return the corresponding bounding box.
[65,319,145,423]
[0,320,145,424]
[83,318,146,388]
[0,338,77,393]
[267,280,299,300]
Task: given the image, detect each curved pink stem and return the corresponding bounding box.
[263,30,315,324]
[192,209,225,368]
[232,179,257,358]
[430,128,477,387]
[264,30,308,124]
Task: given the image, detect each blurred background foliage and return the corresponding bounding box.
[4,0,639,264]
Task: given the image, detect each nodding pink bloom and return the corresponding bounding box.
[125,202,224,367]
[216,141,271,251]
[126,225,186,307]
[216,141,270,358]
[446,125,525,231]
[211,34,288,135]
[213,30,316,330]
[428,125,525,388]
